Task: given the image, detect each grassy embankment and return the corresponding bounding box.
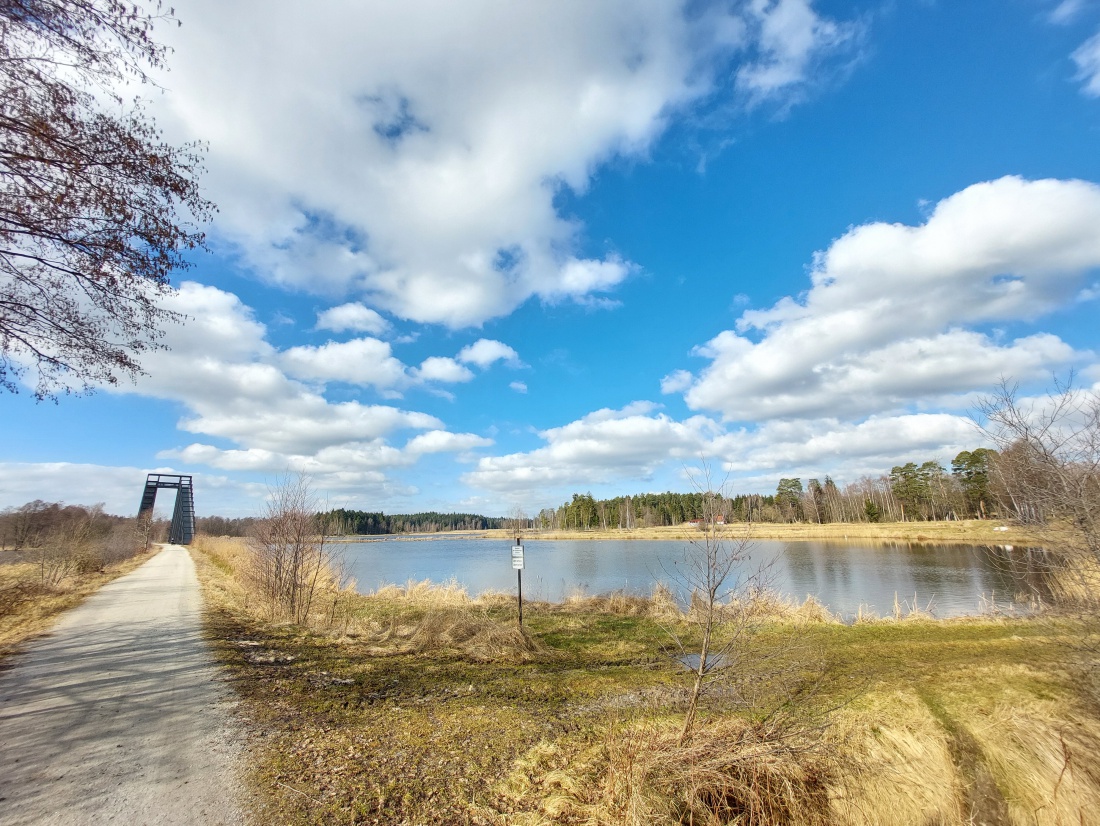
[192,534,1100,826]
[0,548,153,660]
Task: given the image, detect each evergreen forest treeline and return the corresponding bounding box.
[535,449,1000,530]
[320,510,505,535]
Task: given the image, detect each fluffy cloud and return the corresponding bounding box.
[283,336,521,391]
[460,402,983,502]
[462,402,717,493]
[415,357,475,384]
[406,430,494,455]
[1073,30,1100,96]
[112,283,494,490]
[458,339,520,369]
[152,1,856,328]
[670,177,1100,421]
[709,413,977,476]
[460,177,1100,503]
[281,338,408,389]
[315,303,391,335]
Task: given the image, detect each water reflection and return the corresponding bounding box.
[340,537,1049,619]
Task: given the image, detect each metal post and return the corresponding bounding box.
[516,535,523,626]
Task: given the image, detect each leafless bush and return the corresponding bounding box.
[247,474,341,624]
[978,379,1100,605]
[29,504,102,584]
[1,501,148,589]
[0,578,58,617]
[624,461,846,826]
[505,504,529,536]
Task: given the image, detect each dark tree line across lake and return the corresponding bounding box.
[320,510,505,535]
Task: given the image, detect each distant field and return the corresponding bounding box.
[478,519,1037,545]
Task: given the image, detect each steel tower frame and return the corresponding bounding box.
[137,474,195,545]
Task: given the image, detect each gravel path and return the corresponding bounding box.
[0,545,245,825]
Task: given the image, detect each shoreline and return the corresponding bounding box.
[325,519,1038,546]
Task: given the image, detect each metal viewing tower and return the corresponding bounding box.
[137,474,195,545]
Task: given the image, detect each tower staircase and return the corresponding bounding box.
[137,474,196,545]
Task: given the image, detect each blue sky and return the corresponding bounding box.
[3,0,1100,518]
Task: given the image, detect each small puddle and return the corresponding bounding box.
[677,653,728,673]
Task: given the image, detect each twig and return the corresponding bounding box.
[276,780,322,806]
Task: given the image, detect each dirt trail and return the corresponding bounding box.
[0,545,244,825]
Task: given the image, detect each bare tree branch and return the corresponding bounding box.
[0,0,213,399]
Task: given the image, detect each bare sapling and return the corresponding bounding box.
[134,511,158,552]
[249,473,339,624]
[661,464,758,744]
[505,504,528,537]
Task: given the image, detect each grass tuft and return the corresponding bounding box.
[495,716,835,826]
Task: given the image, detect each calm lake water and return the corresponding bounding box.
[338,537,1047,620]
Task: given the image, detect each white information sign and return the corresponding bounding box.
[511,544,524,570]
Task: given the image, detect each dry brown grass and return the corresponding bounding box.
[1046,553,1100,606]
[559,583,682,619]
[191,538,544,663]
[489,520,1038,545]
[188,535,254,613]
[828,689,965,825]
[724,589,840,624]
[490,716,835,826]
[370,577,476,606]
[406,607,545,662]
[935,664,1100,825]
[827,665,1100,826]
[0,551,151,658]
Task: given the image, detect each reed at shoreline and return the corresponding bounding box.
[324,519,1038,546]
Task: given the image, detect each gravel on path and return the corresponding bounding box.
[0,545,245,826]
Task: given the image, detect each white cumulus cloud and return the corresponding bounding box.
[415,357,475,384]
[281,338,408,389]
[457,339,520,369]
[104,282,504,494]
[315,302,391,335]
[151,1,858,328]
[406,430,494,455]
[709,413,978,477]
[670,176,1100,421]
[462,403,718,493]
